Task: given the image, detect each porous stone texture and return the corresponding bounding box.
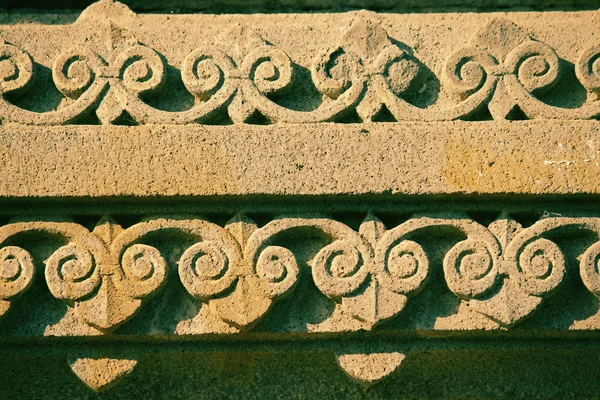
[3,122,600,197]
[1,0,600,398]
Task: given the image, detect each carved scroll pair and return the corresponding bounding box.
[3,5,600,124]
[2,214,600,333]
[0,216,298,332]
[3,213,600,392]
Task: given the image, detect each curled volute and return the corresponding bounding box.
[53,46,106,99]
[179,240,239,300]
[444,238,499,299]
[0,39,33,95]
[45,242,103,302]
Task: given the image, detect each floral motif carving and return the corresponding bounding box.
[312,18,424,121]
[2,213,600,390]
[1,214,600,331]
[0,218,167,331]
[3,1,600,124]
[175,215,300,329]
[442,19,564,120]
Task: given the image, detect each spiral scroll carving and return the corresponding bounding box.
[0,246,35,300]
[376,240,428,294]
[443,47,498,97]
[443,239,498,298]
[312,240,370,298]
[576,43,600,95]
[45,243,101,301]
[118,244,167,299]
[182,48,234,101]
[0,215,599,331]
[511,238,565,296]
[312,47,362,100]
[2,16,600,124]
[580,241,600,295]
[242,45,294,95]
[3,17,599,124]
[0,41,33,94]
[52,47,105,98]
[505,41,560,94]
[254,245,299,297]
[112,45,166,94]
[178,241,236,299]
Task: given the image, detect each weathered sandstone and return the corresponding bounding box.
[0,0,600,398]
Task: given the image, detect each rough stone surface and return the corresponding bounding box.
[2,122,600,198]
[1,0,600,398]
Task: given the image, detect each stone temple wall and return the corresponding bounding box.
[0,0,600,398]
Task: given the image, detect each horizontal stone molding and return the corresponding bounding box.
[2,212,600,335]
[1,122,600,198]
[2,2,600,125]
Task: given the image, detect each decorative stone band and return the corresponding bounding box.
[2,213,600,333]
[3,1,600,124]
[5,212,600,390]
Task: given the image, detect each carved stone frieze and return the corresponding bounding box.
[3,1,600,125]
[2,212,600,332]
[2,211,600,389]
[1,0,600,396]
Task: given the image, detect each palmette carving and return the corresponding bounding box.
[0,219,168,331]
[444,216,600,326]
[311,18,422,121]
[443,19,567,120]
[2,214,600,331]
[175,215,300,328]
[5,1,600,124]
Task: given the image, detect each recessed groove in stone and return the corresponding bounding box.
[2,0,600,12]
[0,212,599,335]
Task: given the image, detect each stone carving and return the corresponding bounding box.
[5,213,597,390]
[2,1,599,396]
[0,244,34,316]
[2,213,600,332]
[442,19,562,120]
[442,214,559,326]
[177,214,300,329]
[68,356,138,392]
[0,38,103,125]
[3,1,600,124]
[336,352,406,387]
[0,218,167,331]
[122,24,298,124]
[311,18,424,122]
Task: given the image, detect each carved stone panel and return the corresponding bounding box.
[1,1,600,398]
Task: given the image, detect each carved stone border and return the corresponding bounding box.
[1,213,600,389]
[3,1,600,125]
[2,0,599,394]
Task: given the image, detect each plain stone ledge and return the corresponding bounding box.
[4,121,600,198]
